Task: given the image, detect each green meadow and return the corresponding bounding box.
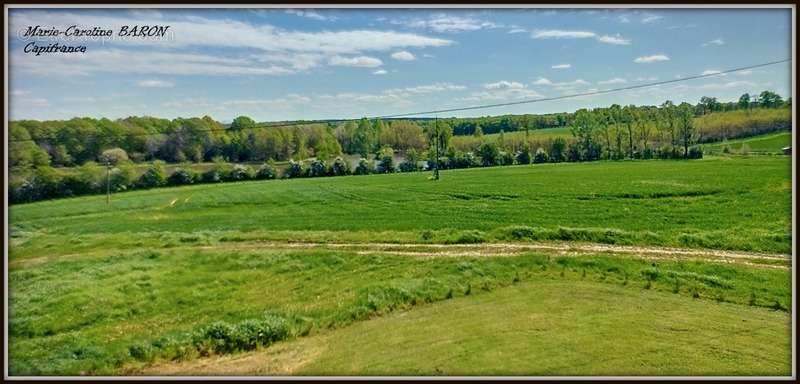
[7,154,793,376]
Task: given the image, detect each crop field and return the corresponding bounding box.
[7,155,793,376]
[705,132,792,154]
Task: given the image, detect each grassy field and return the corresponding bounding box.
[147,279,790,376]
[10,156,791,254]
[704,132,792,154]
[7,155,793,376]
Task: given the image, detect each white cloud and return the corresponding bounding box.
[634,54,670,63]
[390,51,416,61]
[702,38,725,47]
[532,77,552,85]
[508,28,527,34]
[736,70,752,76]
[598,77,627,85]
[641,14,663,24]
[635,76,658,81]
[458,80,541,101]
[136,79,174,88]
[597,34,631,45]
[618,14,631,23]
[13,49,295,77]
[532,29,596,39]
[8,11,453,77]
[385,82,466,96]
[405,14,496,33]
[284,9,330,21]
[484,80,525,90]
[701,70,725,76]
[551,64,571,69]
[372,69,388,75]
[696,80,756,90]
[10,90,30,97]
[327,55,383,68]
[532,30,631,45]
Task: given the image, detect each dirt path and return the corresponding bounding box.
[195,240,791,269]
[11,239,791,270]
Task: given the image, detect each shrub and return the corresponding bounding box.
[688,146,704,159]
[330,157,350,176]
[255,163,276,180]
[515,147,531,165]
[137,161,167,189]
[550,138,567,162]
[477,142,499,166]
[99,148,129,165]
[309,159,328,177]
[444,230,486,244]
[168,168,198,186]
[284,160,306,179]
[201,169,222,183]
[533,148,549,164]
[376,147,395,173]
[498,151,515,166]
[398,160,418,172]
[193,314,290,355]
[110,164,137,191]
[354,158,372,175]
[227,164,254,181]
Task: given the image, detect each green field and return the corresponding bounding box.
[705,132,792,154]
[7,155,793,376]
[147,279,790,376]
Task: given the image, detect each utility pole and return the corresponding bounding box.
[433,117,440,180]
[105,160,111,205]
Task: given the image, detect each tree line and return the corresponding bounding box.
[8,91,791,204]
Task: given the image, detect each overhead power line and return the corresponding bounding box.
[9,58,791,144]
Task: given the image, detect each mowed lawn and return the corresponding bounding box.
[149,279,790,376]
[10,156,792,254]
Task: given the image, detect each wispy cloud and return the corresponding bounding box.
[634,54,670,63]
[551,63,571,69]
[702,38,725,47]
[390,51,416,61]
[532,29,631,45]
[598,77,627,85]
[328,55,383,68]
[532,29,596,39]
[458,80,541,101]
[372,69,388,75]
[532,77,552,85]
[508,28,527,34]
[641,14,663,24]
[597,34,631,45]
[701,69,725,76]
[136,79,174,88]
[284,9,332,21]
[402,14,496,33]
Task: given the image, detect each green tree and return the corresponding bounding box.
[230,116,257,131]
[738,93,751,110]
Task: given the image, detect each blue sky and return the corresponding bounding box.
[8,7,793,122]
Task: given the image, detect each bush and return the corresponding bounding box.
[110,164,137,191]
[515,147,531,165]
[688,146,704,159]
[354,158,372,175]
[201,169,222,183]
[255,163,276,180]
[227,164,254,181]
[99,148,129,165]
[329,157,350,176]
[477,142,499,166]
[498,151,515,166]
[376,147,395,173]
[533,148,549,164]
[398,160,418,172]
[137,161,167,189]
[444,230,486,244]
[309,159,328,177]
[284,160,306,179]
[193,315,290,355]
[550,138,567,162]
[168,168,198,186]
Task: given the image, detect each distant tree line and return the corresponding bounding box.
[8,91,791,204]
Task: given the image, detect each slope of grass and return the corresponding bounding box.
[10,156,791,254]
[705,132,792,154]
